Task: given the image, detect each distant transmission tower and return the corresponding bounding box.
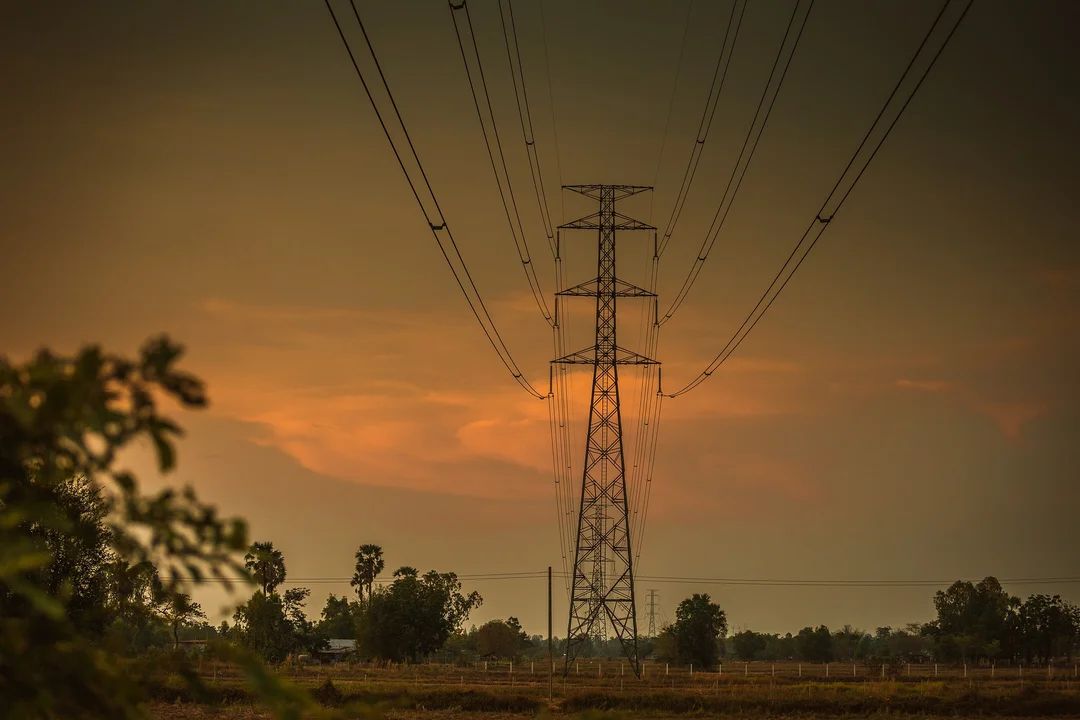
[556,184,657,678]
[646,589,658,638]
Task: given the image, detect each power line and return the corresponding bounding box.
[498,0,557,252]
[636,575,1080,588]
[449,0,554,328]
[494,0,579,589]
[659,0,815,326]
[630,0,813,565]
[668,0,974,398]
[537,0,564,224]
[534,0,574,599]
[190,571,1080,587]
[324,0,545,398]
[656,0,747,259]
[198,572,554,586]
[647,0,695,224]
[630,1,696,559]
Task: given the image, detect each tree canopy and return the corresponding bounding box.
[350,544,384,605]
[670,593,727,669]
[357,568,482,662]
[245,542,287,596]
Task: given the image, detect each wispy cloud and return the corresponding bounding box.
[190,298,822,502]
[895,378,955,392]
[973,401,1049,441]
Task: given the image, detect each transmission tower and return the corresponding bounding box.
[556,184,657,678]
[646,589,658,638]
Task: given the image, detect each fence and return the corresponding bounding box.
[195,656,1080,695]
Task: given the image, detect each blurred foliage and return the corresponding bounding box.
[0,336,332,719]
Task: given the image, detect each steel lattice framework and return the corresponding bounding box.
[556,185,657,677]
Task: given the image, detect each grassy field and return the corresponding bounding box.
[195,657,1079,689]
[148,658,1080,718]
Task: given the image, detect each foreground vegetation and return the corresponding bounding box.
[144,670,1080,718]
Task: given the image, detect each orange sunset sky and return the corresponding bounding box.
[2,0,1078,635]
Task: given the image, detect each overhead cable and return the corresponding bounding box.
[195,572,1080,587]
[449,0,555,328]
[647,0,695,224]
[656,0,747,258]
[668,0,974,398]
[498,0,558,253]
[323,0,545,398]
[659,0,815,326]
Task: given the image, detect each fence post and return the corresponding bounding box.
[853,663,856,677]
[798,664,802,678]
[745,663,748,677]
[826,663,829,678]
[772,664,775,677]
[991,664,995,679]
[719,663,722,676]
[690,663,694,677]
[934,663,938,677]
[881,663,885,679]
[666,663,669,676]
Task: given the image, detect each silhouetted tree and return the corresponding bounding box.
[357,569,481,662]
[732,630,767,661]
[671,593,727,669]
[350,543,385,606]
[474,619,521,659]
[318,593,361,639]
[795,625,833,663]
[244,541,286,596]
[154,592,206,649]
[1015,594,1080,663]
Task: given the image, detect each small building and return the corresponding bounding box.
[315,638,357,664]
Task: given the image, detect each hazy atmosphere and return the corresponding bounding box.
[3,0,1078,647]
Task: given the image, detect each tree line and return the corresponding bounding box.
[646,580,1080,672]
[723,578,1079,667]
[15,468,1080,673]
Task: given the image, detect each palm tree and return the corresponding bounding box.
[244,541,286,595]
[350,544,384,605]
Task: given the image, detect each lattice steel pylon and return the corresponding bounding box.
[555,184,657,678]
[646,589,659,639]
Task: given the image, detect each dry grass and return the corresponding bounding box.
[146,659,1080,718]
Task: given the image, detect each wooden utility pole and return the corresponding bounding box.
[548,566,553,702]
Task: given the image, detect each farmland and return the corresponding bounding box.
[148,658,1080,718]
